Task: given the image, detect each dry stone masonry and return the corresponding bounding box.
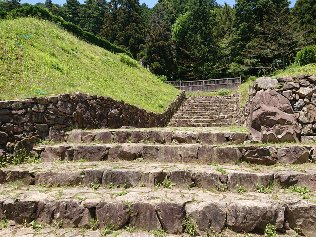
[0,127,315,236]
[246,75,316,142]
[0,92,185,154]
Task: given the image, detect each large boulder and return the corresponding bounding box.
[254,77,278,90]
[248,89,300,142]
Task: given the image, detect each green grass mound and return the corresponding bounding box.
[0,18,179,113]
[275,63,316,77]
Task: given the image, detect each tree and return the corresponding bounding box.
[172,0,220,80]
[0,0,20,12]
[232,0,296,75]
[63,0,81,26]
[213,3,236,76]
[292,0,316,47]
[81,0,107,35]
[101,0,146,58]
[142,0,177,78]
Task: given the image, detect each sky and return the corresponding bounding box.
[21,0,297,8]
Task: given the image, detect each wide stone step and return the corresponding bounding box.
[185,98,239,102]
[0,227,171,237]
[170,95,240,127]
[180,104,238,108]
[168,122,233,127]
[34,143,316,166]
[178,108,237,113]
[0,185,314,235]
[168,120,235,127]
[171,115,236,120]
[65,128,249,145]
[1,161,316,191]
[169,118,235,124]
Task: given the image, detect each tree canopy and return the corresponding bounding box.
[1,0,315,80]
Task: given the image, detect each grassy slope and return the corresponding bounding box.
[0,18,179,113]
[275,63,316,77]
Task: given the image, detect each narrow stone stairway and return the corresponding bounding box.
[0,127,315,236]
[168,95,240,127]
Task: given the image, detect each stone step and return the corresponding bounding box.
[65,128,249,145]
[168,122,233,127]
[185,98,239,102]
[182,104,238,108]
[0,185,314,235]
[168,120,235,127]
[178,108,237,113]
[34,143,316,166]
[171,115,236,120]
[170,95,240,127]
[169,118,235,124]
[178,108,237,112]
[0,226,178,237]
[1,161,316,191]
[0,226,301,237]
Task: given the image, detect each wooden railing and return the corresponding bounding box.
[168,77,242,91]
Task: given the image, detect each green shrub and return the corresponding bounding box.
[295,45,316,66]
[264,224,277,237]
[0,150,40,168]
[157,75,168,83]
[119,54,139,68]
[217,88,231,96]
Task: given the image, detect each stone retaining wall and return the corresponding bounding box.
[0,92,185,153]
[276,75,316,137]
[245,75,316,141]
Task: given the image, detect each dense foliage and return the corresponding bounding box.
[1,0,315,80]
[295,45,316,66]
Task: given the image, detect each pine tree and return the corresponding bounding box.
[81,0,107,35]
[232,0,296,75]
[63,0,81,26]
[142,0,177,78]
[292,0,316,47]
[101,0,146,58]
[172,0,220,80]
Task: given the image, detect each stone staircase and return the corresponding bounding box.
[0,127,315,236]
[168,95,240,127]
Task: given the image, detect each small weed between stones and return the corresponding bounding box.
[156,177,175,189]
[289,185,311,199]
[256,182,274,194]
[0,150,40,168]
[124,225,136,233]
[90,182,101,191]
[106,182,115,189]
[89,218,99,230]
[216,183,228,192]
[151,229,167,237]
[236,185,247,194]
[215,167,227,175]
[30,220,43,231]
[101,224,114,236]
[183,217,198,236]
[116,188,128,196]
[52,219,63,229]
[0,218,8,230]
[264,224,277,237]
